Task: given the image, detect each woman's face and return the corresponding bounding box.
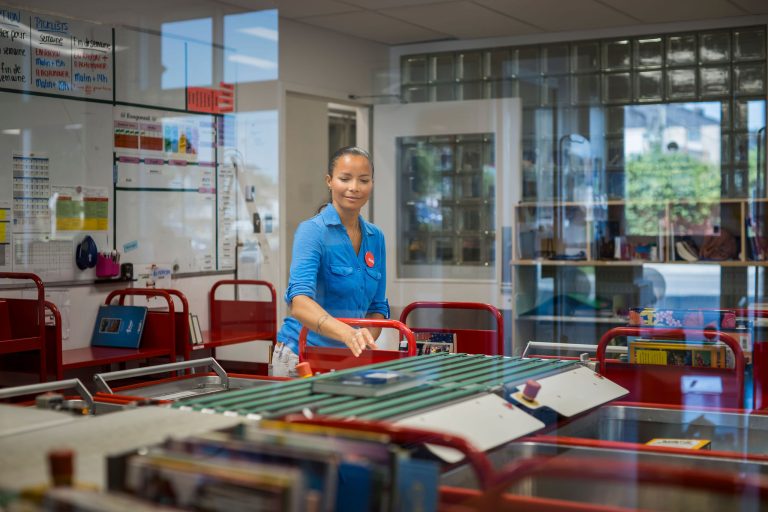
[326,154,373,213]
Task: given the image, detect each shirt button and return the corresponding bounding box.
[356,267,361,271]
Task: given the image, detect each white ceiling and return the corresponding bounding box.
[17,0,768,45]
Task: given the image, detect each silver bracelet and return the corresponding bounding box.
[316,314,330,334]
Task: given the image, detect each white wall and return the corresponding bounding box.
[284,93,331,286]
[279,18,391,102]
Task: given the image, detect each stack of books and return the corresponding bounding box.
[112,420,440,512]
[400,332,456,355]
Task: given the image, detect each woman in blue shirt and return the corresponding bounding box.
[272,146,389,377]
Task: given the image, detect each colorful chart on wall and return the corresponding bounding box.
[113,106,218,273]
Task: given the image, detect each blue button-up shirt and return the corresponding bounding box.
[277,204,389,354]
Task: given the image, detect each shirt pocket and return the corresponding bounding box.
[330,264,354,277]
[364,266,382,299]
[327,264,357,298]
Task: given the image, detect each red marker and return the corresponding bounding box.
[365,251,375,267]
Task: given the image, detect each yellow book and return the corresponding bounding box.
[646,438,711,450]
[629,340,727,368]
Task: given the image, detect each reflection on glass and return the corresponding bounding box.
[624,102,721,234]
[734,28,766,61]
[734,63,767,96]
[161,18,213,89]
[667,69,696,99]
[699,66,730,97]
[604,40,631,70]
[667,34,697,66]
[397,134,495,277]
[699,31,731,63]
[224,10,278,84]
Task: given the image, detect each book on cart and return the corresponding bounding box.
[141,420,440,512]
[312,369,426,397]
[90,304,147,349]
[187,313,204,345]
[628,339,731,369]
[645,438,712,450]
[399,332,457,355]
[188,313,199,344]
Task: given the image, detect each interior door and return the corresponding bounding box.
[373,98,521,351]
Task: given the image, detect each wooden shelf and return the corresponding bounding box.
[664,261,768,267]
[516,198,768,208]
[512,259,768,267]
[512,259,646,266]
[517,314,627,324]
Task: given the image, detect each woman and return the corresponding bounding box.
[271,146,389,377]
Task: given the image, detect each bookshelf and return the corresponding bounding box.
[514,198,768,265]
[512,198,768,353]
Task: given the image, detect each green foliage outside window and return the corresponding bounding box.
[626,143,720,234]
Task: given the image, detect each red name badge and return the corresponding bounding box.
[365,251,375,268]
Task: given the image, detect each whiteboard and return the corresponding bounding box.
[0,91,113,282]
[115,189,216,273]
[113,106,220,274]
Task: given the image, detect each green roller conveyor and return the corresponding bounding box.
[174,353,575,421]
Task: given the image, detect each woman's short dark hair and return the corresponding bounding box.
[328,146,373,176]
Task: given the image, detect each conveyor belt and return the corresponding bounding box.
[174,353,575,420]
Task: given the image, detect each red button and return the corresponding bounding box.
[365,251,375,267]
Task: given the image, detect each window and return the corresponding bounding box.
[161,18,213,89]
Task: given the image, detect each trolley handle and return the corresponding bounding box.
[105,288,176,315]
[0,378,94,411]
[283,415,494,490]
[94,357,228,394]
[298,318,416,362]
[0,272,45,333]
[596,326,745,406]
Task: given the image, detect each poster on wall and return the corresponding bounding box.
[0,7,113,99]
[0,201,10,272]
[114,107,215,190]
[12,152,50,234]
[52,185,109,232]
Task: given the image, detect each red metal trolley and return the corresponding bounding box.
[399,301,505,355]
[597,326,745,408]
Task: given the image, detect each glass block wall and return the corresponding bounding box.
[400,26,767,202]
[397,133,495,279]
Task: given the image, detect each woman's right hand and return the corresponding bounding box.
[343,327,378,357]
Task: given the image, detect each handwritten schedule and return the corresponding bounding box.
[0,7,29,87]
[0,7,112,99]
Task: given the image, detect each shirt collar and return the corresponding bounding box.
[321,203,374,236]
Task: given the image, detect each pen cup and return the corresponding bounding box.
[95,254,121,278]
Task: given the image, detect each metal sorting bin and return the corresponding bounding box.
[441,404,768,511]
[442,443,768,511]
[94,358,277,403]
[549,404,768,454]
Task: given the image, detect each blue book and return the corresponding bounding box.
[90,305,147,348]
[395,457,439,512]
[312,370,425,397]
[336,461,374,512]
